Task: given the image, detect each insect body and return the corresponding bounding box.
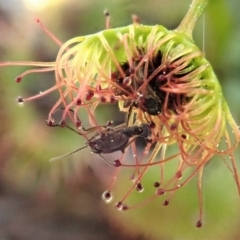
[88,126,144,154]
[49,121,144,165]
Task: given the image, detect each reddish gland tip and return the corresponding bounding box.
[89,90,94,96]
[196,220,202,228]
[156,188,165,195]
[170,123,177,131]
[136,183,144,192]
[110,96,116,104]
[100,96,107,103]
[163,200,169,206]
[106,120,113,126]
[35,18,40,23]
[103,191,112,199]
[104,10,110,16]
[175,171,182,179]
[181,134,187,139]
[76,99,82,105]
[113,160,122,167]
[102,190,112,203]
[122,205,128,211]
[115,201,128,211]
[60,121,65,127]
[148,121,156,129]
[15,76,22,83]
[75,120,82,128]
[115,201,122,209]
[85,90,94,101]
[153,182,160,188]
[46,119,54,126]
[17,97,24,103]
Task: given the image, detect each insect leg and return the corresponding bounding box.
[98,154,116,166]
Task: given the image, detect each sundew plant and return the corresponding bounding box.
[1,0,239,228]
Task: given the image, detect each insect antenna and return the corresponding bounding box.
[49,145,88,162]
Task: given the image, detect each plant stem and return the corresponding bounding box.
[177,0,209,38]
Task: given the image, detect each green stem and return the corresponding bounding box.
[177,0,209,38]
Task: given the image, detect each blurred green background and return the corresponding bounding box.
[0,0,240,239]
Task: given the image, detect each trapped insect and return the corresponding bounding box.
[47,119,144,165]
[86,125,144,155]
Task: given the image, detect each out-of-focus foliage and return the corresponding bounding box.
[0,0,240,239]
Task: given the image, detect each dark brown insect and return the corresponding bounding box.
[87,125,143,154]
[47,120,143,165]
